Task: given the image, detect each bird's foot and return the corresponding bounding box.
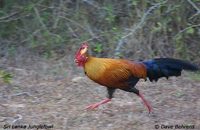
[86,103,100,110]
[138,92,153,114]
[85,98,111,110]
[146,103,153,114]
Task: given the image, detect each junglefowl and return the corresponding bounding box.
[74,42,199,113]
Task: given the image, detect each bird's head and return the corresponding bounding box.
[74,42,89,66]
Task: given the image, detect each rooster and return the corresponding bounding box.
[74,42,199,113]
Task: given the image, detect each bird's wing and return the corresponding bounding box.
[98,61,140,89]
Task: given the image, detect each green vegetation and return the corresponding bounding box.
[187,72,200,81]
[0,70,12,83]
[0,0,199,63]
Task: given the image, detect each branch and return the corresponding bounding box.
[60,15,99,40]
[59,16,86,30]
[0,11,24,23]
[82,0,101,9]
[33,6,49,32]
[82,35,102,43]
[86,23,96,38]
[53,0,63,29]
[20,29,42,43]
[66,23,78,38]
[0,11,19,20]
[187,0,200,18]
[187,0,200,13]
[173,24,200,39]
[114,0,168,57]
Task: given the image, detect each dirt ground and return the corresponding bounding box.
[0,56,200,130]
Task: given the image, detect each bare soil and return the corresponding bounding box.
[0,57,200,130]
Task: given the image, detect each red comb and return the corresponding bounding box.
[81,42,89,47]
[75,42,89,58]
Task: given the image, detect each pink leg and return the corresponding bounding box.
[86,98,111,110]
[138,93,152,113]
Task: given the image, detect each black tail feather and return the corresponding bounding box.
[155,58,199,71]
[143,58,199,82]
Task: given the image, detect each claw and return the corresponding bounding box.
[138,92,153,113]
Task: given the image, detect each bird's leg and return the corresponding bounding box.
[86,98,111,110]
[137,92,152,113]
[128,87,152,113]
[86,88,115,110]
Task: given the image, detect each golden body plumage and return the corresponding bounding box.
[84,56,147,89]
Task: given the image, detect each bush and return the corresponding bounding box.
[0,0,199,63]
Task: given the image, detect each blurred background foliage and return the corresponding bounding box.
[0,0,199,62]
[0,69,12,83]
